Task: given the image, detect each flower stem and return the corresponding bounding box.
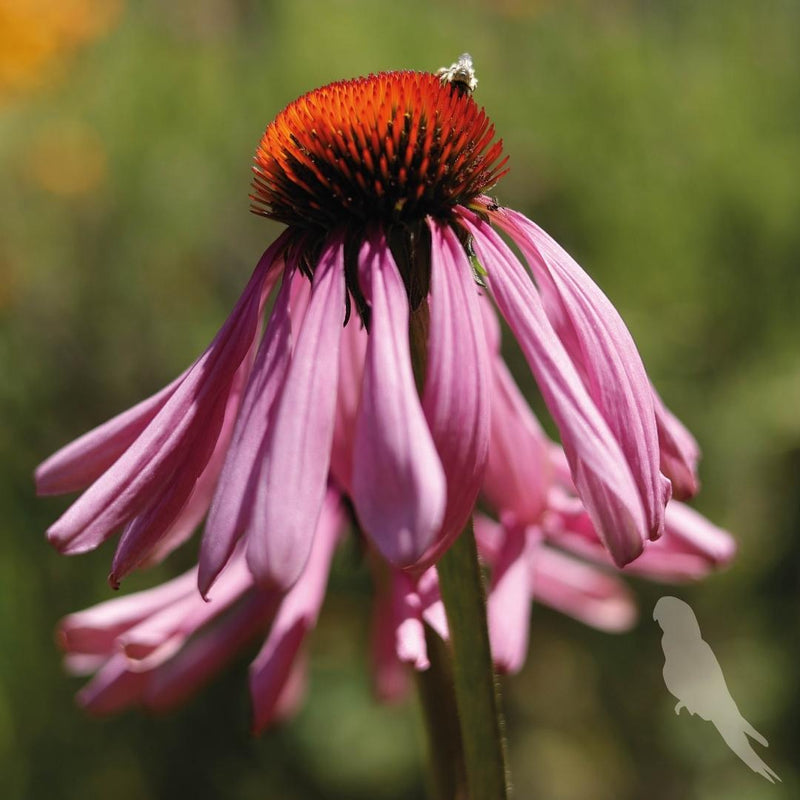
[408,297,509,798]
[436,520,511,799]
[416,626,469,800]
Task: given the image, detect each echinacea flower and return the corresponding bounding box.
[41,57,733,729]
[38,59,694,590]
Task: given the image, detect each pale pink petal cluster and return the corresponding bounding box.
[367,301,735,689]
[59,488,343,730]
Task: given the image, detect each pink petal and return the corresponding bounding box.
[77,654,149,716]
[531,546,638,632]
[352,233,446,566]
[109,349,252,584]
[417,221,490,566]
[482,520,534,674]
[478,290,502,353]
[372,568,447,679]
[662,501,735,565]
[392,571,430,671]
[652,389,701,499]
[246,241,346,589]
[59,568,198,655]
[462,213,647,566]
[198,268,296,595]
[249,489,343,733]
[289,265,313,330]
[546,491,735,582]
[118,595,198,669]
[142,589,277,713]
[47,243,283,556]
[370,580,412,703]
[120,555,254,666]
[473,513,505,563]
[330,316,368,493]
[35,370,186,496]
[495,208,670,540]
[415,568,448,643]
[63,653,107,676]
[479,293,551,525]
[270,650,308,723]
[483,353,552,527]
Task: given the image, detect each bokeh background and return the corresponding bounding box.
[1,1,798,798]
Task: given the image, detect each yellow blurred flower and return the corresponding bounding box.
[0,0,123,100]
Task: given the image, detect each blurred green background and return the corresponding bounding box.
[1,1,798,798]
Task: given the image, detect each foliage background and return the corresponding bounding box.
[1,1,798,798]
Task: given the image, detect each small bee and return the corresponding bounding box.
[436,53,478,96]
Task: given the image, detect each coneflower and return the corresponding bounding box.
[39,57,726,795]
[38,58,696,589]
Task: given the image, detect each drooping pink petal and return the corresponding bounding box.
[109,349,252,584]
[475,516,534,674]
[63,653,107,676]
[531,546,638,632]
[118,594,201,668]
[246,241,346,590]
[462,212,647,566]
[198,267,296,595]
[289,264,313,331]
[493,207,671,540]
[270,650,309,723]
[661,501,735,565]
[119,555,254,666]
[58,568,198,655]
[330,316,368,494]
[35,370,187,496]
[370,579,412,703]
[652,389,701,499]
[46,240,285,556]
[66,572,278,716]
[77,654,149,716]
[478,289,501,352]
[478,292,552,525]
[622,502,735,581]
[417,221,490,566]
[371,566,449,681]
[142,590,277,714]
[546,490,735,582]
[484,354,552,527]
[249,489,343,733]
[251,620,307,731]
[391,571,431,671]
[138,364,245,569]
[414,567,449,643]
[352,233,446,567]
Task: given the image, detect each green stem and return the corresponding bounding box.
[407,293,509,797]
[415,627,469,800]
[436,521,510,800]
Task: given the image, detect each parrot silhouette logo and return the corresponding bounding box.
[653,596,780,783]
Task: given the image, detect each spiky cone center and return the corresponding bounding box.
[251,71,508,232]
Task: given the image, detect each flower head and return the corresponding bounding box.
[251,68,506,230]
[40,58,732,725]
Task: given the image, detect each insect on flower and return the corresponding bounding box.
[436,52,478,95]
